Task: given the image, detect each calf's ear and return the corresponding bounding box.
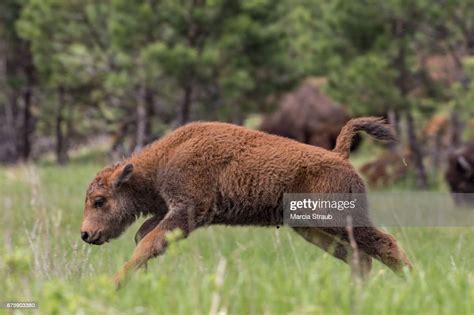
[112,163,134,189]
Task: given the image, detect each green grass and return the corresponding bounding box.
[1,159,473,315]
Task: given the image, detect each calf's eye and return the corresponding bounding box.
[94,197,106,208]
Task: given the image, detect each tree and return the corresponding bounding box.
[138,0,301,125]
[16,0,303,162]
[314,0,451,188]
[0,0,36,163]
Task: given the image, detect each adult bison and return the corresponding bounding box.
[446,141,474,205]
[260,80,361,150]
[81,117,412,287]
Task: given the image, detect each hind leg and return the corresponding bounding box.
[293,227,372,278]
[349,226,413,275]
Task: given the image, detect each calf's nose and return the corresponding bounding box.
[81,231,89,242]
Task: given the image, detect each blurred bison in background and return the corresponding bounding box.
[422,113,474,172]
[260,79,361,150]
[446,141,474,205]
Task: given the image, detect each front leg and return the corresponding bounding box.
[135,216,163,245]
[134,216,163,272]
[114,209,193,288]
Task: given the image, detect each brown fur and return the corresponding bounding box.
[81,117,412,287]
[260,80,361,150]
[445,141,474,205]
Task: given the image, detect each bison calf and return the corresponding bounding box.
[81,117,413,287]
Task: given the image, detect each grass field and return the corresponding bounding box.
[1,153,473,314]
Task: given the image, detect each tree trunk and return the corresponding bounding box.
[231,104,244,125]
[448,110,463,149]
[56,87,68,165]
[20,84,32,161]
[406,112,428,189]
[2,93,19,163]
[178,84,193,126]
[145,87,154,143]
[430,131,443,172]
[110,118,131,161]
[387,109,400,153]
[134,102,146,153]
[0,35,18,163]
[19,50,35,162]
[393,25,428,189]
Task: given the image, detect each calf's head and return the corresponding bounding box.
[81,163,137,245]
